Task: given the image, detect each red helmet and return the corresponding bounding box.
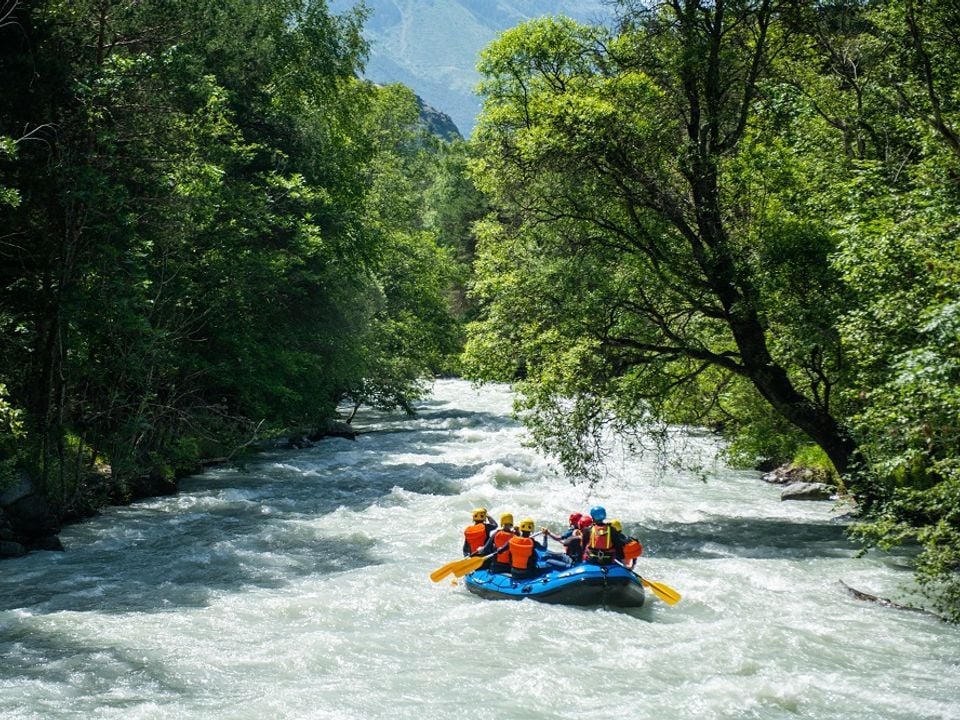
[568,512,582,526]
[578,516,593,530]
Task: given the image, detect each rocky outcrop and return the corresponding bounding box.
[0,510,26,557]
[761,463,838,501]
[780,481,835,501]
[415,95,462,141]
[0,471,63,555]
[762,464,834,485]
[288,419,361,448]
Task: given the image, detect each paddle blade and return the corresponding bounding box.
[641,578,682,606]
[451,555,487,578]
[430,558,463,583]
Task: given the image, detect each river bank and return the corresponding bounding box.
[0,421,360,559]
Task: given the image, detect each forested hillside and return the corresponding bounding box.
[463,0,960,619]
[0,0,473,541]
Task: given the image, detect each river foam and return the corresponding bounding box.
[1,379,958,719]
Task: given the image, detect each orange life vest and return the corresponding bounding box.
[464,523,487,553]
[493,529,516,563]
[508,536,535,570]
[588,523,614,551]
[623,539,643,562]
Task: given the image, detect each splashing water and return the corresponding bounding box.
[1,380,957,720]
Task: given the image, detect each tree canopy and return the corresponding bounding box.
[0,0,461,509]
[465,0,960,620]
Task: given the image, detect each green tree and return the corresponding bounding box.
[339,83,462,417]
[0,0,459,512]
[422,140,489,319]
[464,4,857,480]
[794,0,960,620]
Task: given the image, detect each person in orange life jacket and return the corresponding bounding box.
[582,506,626,565]
[462,507,498,556]
[506,518,546,580]
[609,519,643,568]
[481,513,519,573]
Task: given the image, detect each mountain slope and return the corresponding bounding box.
[329,0,612,135]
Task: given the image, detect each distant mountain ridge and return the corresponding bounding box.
[416,95,461,140]
[329,0,612,135]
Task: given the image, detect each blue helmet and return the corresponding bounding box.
[589,505,606,522]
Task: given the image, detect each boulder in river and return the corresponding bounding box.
[309,420,360,442]
[0,539,26,558]
[763,463,834,485]
[780,481,835,501]
[27,535,65,552]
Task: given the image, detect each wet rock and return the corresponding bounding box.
[0,510,15,541]
[4,492,57,537]
[310,420,359,442]
[781,482,835,501]
[763,464,833,485]
[754,457,783,473]
[125,466,178,500]
[0,540,27,558]
[0,472,32,505]
[27,535,64,552]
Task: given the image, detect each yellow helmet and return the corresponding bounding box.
[519,518,535,533]
[472,507,487,522]
[610,519,623,532]
[500,513,514,526]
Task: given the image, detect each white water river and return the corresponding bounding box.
[1,379,958,719]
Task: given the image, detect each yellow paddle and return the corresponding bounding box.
[429,532,544,582]
[615,560,682,606]
[430,556,471,583]
[450,553,492,577]
[430,548,499,582]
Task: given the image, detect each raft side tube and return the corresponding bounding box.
[463,559,645,608]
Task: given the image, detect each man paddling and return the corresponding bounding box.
[462,507,498,556]
[505,518,547,580]
[480,512,519,573]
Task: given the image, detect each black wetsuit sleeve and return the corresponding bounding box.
[480,535,497,555]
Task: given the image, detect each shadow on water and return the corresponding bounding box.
[0,527,381,616]
[0,622,193,702]
[625,516,864,561]
[0,402,519,619]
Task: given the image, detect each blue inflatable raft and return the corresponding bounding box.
[463,553,645,608]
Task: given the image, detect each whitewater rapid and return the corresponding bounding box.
[1,379,957,719]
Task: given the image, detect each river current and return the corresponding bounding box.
[1,379,958,719]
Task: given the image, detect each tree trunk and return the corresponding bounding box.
[691,165,858,476]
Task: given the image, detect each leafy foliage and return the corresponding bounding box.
[0,1,460,512]
[465,1,960,619]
